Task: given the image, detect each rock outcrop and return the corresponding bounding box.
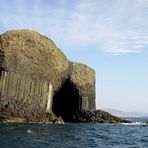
[0,29,128,123]
[73,110,130,123]
[0,29,69,91]
[0,29,96,122]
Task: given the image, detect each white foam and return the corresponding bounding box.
[27,130,32,133]
[121,122,147,126]
[10,127,14,130]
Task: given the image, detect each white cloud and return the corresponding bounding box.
[0,0,148,54]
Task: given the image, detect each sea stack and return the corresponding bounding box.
[0,29,95,122]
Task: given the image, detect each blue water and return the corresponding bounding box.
[1,118,148,148]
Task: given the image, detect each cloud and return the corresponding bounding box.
[0,0,148,54]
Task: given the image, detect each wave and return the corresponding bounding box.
[121,122,148,126]
[27,130,33,133]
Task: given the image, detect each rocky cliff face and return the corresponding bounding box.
[0,29,96,122]
[69,62,95,111]
[0,29,129,123]
[0,30,69,91]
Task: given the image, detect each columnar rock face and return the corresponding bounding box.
[0,29,96,122]
[69,62,95,111]
[0,30,69,91]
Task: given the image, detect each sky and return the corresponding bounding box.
[0,0,148,112]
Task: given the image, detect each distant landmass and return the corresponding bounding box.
[102,108,148,117]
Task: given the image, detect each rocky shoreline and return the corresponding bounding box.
[0,109,130,124]
[0,113,64,124]
[72,110,130,123]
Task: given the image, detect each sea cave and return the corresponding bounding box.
[52,78,81,122]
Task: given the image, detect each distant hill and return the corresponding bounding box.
[101,108,148,117]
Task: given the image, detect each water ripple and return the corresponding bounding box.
[1,121,148,147]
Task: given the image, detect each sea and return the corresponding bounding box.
[1,117,148,148]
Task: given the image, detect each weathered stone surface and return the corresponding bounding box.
[0,29,69,91]
[69,62,96,111]
[73,110,130,123]
[0,29,96,122]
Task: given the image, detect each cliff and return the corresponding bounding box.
[0,29,95,122]
[0,29,128,123]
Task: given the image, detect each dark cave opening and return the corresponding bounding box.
[52,79,81,122]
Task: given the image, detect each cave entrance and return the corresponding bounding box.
[52,78,81,122]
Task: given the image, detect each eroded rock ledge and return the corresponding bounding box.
[0,29,128,123]
[73,110,130,123]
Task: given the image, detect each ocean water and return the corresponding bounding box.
[1,118,148,148]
